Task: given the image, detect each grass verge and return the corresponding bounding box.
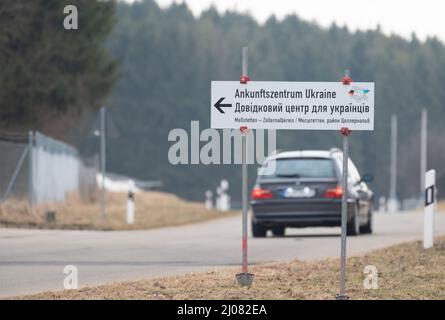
[15,236,445,300]
[0,191,237,230]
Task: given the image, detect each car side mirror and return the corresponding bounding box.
[361,174,374,183]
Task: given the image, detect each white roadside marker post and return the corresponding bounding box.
[423,169,436,249]
[205,190,213,210]
[127,179,135,225]
[236,46,254,287]
[336,70,353,300]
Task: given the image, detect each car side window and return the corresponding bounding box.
[333,155,343,177]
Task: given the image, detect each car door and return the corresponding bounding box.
[333,153,369,219]
[348,159,370,218]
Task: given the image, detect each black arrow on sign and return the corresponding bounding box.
[214,97,232,114]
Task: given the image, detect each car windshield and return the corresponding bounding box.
[260,158,335,179]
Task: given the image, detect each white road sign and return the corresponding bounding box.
[211,81,374,130]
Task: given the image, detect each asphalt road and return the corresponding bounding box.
[0,211,444,297]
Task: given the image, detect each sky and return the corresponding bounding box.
[128,0,445,42]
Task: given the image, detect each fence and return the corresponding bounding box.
[30,132,81,204]
[0,131,97,207]
[0,131,30,201]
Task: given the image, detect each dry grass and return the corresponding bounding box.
[0,191,237,230]
[16,236,445,300]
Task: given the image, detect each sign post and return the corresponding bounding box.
[336,71,353,300]
[420,109,427,204]
[210,57,375,293]
[235,47,255,287]
[424,169,436,249]
[338,127,349,299]
[100,106,107,218]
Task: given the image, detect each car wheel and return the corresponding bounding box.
[346,204,360,236]
[359,207,373,234]
[252,220,267,238]
[272,227,285,237]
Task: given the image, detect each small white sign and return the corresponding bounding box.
[424,169,436,249]
[211,81,374,130]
